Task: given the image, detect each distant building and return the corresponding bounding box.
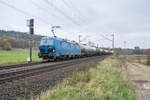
[119,47,145,55]
[134,46,141,54]
[120,49,133,55]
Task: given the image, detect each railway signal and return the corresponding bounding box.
[27,19,34,35]
[27,19,34,63]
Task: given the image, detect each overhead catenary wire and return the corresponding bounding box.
[0,0,86,37]
[31,0,85,27]
[83,34,113,48]
[65,0,86,20]
[0,0,89,39]
[101,34,113,42]
[43,0,80,26]
[62,0,72,9]
[65,0,81,15]
[61,0,81,17]
[61,0,85,23]
[100,34,114,49]
[0,0,50,25]
[30,0,61,20]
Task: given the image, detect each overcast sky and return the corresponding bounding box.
[0,0,150,48]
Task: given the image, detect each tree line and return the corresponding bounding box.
[0,30,42,50]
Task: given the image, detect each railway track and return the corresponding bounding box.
[0,56,101,70]
[0,55,109,84]
[0,61,48,70]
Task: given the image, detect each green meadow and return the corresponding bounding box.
[0,48,42,65]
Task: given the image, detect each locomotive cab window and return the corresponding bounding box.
[40,39,53,46]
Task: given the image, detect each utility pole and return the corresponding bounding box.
[112,33,114,49]
[79,35,82,43]
[124,41,126,49]
[27,19,34,63]
[142,42,145,49]
[101,33,115,50]
[97,44,99,48]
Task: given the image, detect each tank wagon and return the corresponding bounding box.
[38,36,111,60]
[100,49,112,55]
[80,44,97,56]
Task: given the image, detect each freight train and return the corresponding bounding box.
[38,36,111,60]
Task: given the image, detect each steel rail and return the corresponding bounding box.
[0,55,109,84]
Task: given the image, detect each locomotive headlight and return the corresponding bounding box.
[48,49,56,52]
[52,49,56,52]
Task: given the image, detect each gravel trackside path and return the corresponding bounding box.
[127,63,150,100]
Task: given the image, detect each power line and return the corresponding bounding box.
[0,0,50,25]
[65,0,81,14]
[62,0,72,10]
[0,0,88,37]
[30,0,59,19]
[31,0,73,36]
[101,34,112,41]
[61,0,84,22]
[65,0,86,21]
[100,34,115,49]
[43,0,80,26]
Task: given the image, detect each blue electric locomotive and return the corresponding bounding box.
[38,36,81,60]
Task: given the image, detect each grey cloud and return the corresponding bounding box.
[0,0,150,48]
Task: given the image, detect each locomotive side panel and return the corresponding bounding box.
[39,36,81,60]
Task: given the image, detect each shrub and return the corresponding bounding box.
[3,41,12,50]
[145,49,150,65]
[0,38,12,50]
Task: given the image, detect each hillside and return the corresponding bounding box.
[0,30,43,49]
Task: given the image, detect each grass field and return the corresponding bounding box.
[125,55,150,66]
[0,48,42,65]
[38,57,137,100]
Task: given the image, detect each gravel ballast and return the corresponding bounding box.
[0,56,106,100]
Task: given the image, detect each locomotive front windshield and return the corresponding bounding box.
[40,39,53,46]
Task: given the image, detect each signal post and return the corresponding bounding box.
[27,19,34,63]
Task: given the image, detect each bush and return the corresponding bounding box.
[3,41,12,50]
[145,49,150,65]
[0,38,12,50]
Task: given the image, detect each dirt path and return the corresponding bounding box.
[127,63,150,100]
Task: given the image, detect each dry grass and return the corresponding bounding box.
[126,55,150,66]
[36,57,137,100]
